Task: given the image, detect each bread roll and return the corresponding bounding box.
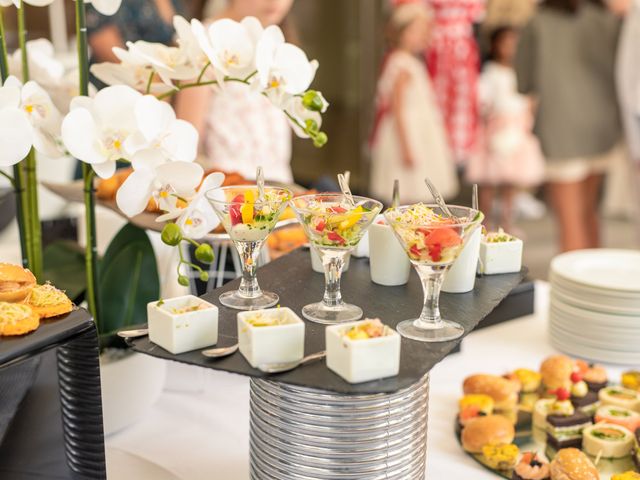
[549,448,599,480]
[541,355,575,391]
[461,415,515,453]
[463,374,519,410]
[0,263,36,302]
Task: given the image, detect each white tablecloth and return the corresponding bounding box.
[105,282,627,479]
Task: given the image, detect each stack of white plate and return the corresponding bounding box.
[549,249,640,365]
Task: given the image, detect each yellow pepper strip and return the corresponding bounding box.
[338,205,363,231]
[241,190,255,224]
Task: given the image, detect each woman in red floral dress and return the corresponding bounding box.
[424,0,485,164]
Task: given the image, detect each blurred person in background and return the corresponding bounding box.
[466,26,544,232]
[87,0,189,64]
[515,0,623,252]
[175,0,296,183]
[370,1,458,204]
[480,0,537,59]
[425,0,485,166]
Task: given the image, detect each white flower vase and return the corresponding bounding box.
[100,350,166,436]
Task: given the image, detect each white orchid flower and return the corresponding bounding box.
[255,25,318,108]
[123,40,198,87]
[124,94,199,164]
[91,46,172,94]
[8,39,64,87]
[0,78,34,166]
[157,172,224,239]
[116,159,203,218]
[61,85,141,179]
[174,16,210,76]
[0,75,62,161]
[191,17,262,88]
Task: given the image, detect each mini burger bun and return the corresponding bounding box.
[541,355,575,391]
[461,415,515,453]
[0,263,36,302]
[550,448,599,480]
[463,374,519,410]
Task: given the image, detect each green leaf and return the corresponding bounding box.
[98,223,159,341]
[43,241,87,302]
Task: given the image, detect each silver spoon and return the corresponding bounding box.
[201,343,239,358]
[117,328,149,339]
[337,173,355,207]
[256,166,265,202]
[391,179,400,209]
[258,350,326,374]
[424,177,454,218]
[472,183,479,212]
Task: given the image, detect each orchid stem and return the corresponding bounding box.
[155,76,252,101]
[0,170,14,187]
[75,0,101,326]
[0,7,8,79]
[145,69,154,94]
[196,61,210,84]
[17,2,43,280]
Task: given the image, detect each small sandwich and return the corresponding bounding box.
[512,368,542,394]
[599,386,640,413]
[23,283,73,319]
[546,388,593,450]
[549,448,599,480]
[458,394,494,427]
[569,371,599,417]
[582,423,635,459]
[461,414,515,454]
[581,363,609,393]
[533,398,556,431]
[540,355,575,392]
[512,452,550,480]
[594,405,640,433]
[463,374,520,414]
[0,263,36,302]
[0,302,40,336]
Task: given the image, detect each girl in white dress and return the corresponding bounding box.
[370,2,458,205]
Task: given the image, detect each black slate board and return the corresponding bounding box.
[130,248,526,394]
[0,308,94,367]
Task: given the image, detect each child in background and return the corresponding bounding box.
[370,1,458,205]
[466,26,544,231]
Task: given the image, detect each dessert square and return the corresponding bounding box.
[546,411,592,450]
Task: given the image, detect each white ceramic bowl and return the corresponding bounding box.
[147,295,218,354]
[442,225,481,293]
[479,236,523,275]
[237,307,305,368]
[368,215,411,286]
[325,320,401,384]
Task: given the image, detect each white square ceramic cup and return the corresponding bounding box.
[310,246,350,273]
[442,225,482,293]
[147,295,219,355]
[478,236,523,275]
[368,215,411,286]
[237,307,305,368]
[325,321,401,384]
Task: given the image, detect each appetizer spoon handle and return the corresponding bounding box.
[424,177,453,218]
[472,183,478,212]
[338,173,355,207]
[117,328,149,339]
[300,350,327,366]
[392,179,400,209]
[256,166,265,202]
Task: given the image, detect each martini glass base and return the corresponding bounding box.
[396,319,464,342]
[301,302,363,325]
[219,290,279,311]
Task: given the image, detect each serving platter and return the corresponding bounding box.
[455,404,638,480]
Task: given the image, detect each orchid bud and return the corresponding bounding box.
[178,275,189,287]
[195,244,215,264]
[199,271,210,282]
[161,223,183,246]
[313,132,328,148]
[302,90,327,112]
[305,118,319,134]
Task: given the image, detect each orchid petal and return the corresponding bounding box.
[91,160,117,179]
[116,167,156,217]
[160,119,199,163]
[61,108,105,165]
[155,161,203,195]
[134,95,175,143]
[0,108,33,167]
[88,0,122,16]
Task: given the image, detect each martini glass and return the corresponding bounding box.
[206,185,292,310]
[384,204,482,342]
[291,194,382,324]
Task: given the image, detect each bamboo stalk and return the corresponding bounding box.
[17,3,43,280]
[0,6,30,268]
[75,0,100,326]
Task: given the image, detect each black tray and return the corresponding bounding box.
[130,248,526,394]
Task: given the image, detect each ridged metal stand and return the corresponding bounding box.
[249,374,429,480]
[57,327,107,479]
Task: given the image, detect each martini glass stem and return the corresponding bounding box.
[236,240,263,298]
[320,249,347,307]
[414,264,448,329]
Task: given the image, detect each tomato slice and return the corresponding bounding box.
[425,227,461,248]
[231,194,245,204]
[315,219,326,232]
[328,206,347,214]
[230,206,242,225]
[327,231,346,244]
[409,244,422,258]
[428,243,442,262]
